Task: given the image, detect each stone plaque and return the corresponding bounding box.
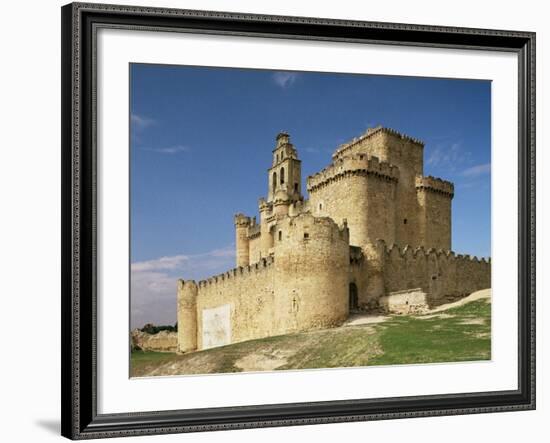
[201,304,231,349]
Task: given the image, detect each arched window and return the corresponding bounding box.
[278,230,282,241]
[272,172,277,190]
[280,167,285,184]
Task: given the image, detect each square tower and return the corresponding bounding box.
[268,132,302,203]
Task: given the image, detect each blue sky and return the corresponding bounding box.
[130,64,491,328]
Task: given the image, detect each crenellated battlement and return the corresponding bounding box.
[306,154,399,192]
[332,126,424,160]
[197,256,275,288]
[248,223,261,238]
[368,239,491,304]
[415,175,454,198]
[374,239,490,264]
[234,213,251,227]
[177,278,198,291]
[278,212,350,244]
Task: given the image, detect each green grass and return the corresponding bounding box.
[279,327,380,370]
[369,300,491,366]
[131,298,491,377]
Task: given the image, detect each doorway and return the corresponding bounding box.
[349,282,358,311]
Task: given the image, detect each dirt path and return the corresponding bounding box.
[428,289,491,313]
[343,288,491,326]
[344,314,391,326]
[234,350,290,372]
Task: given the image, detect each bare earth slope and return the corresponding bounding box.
[131,289,491,377]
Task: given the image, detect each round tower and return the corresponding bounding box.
[362,240,387,306]
[273,189,291,217]
[272,213,350,334]
[177,279,197,353]
[259,199,273,258]
[234,213,251,267]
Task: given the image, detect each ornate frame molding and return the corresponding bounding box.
[61,2,535,439]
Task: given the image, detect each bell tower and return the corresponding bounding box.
[267,132,302,203]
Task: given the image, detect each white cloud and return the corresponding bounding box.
[426,142,461,167]
[425,141,476,175]
[130,246,235,328]
[131,255,188,272]
[130,113,155,129]
[142,145,191,154]
[461,163,491,177]
[272,72,299,89]
[131,269,178,329]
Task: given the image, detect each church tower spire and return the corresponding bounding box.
[267,132,302,203]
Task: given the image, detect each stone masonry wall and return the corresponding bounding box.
[307,154,398,246]
[365,240,491,307]
[248,234,261,265]
[330,127,455,251]
[195,258,277,349]
[180,213,350,352]
[416,176,454,251]
[271,213,350,334]
[178,128,486,353]
[332,128,425,248]
[131,330,178,352]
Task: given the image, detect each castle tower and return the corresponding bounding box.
[271,213,350,335]
[234,213,251,267]
[307,154,399,247]
[258,198,274,259]
[177,279,197,353]
[268,132,302,203]
[273,189,291,217]
[415,176,454,250]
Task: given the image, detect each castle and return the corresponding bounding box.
[177,127,491,353]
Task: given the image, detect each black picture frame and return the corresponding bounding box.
[61,2,536,439]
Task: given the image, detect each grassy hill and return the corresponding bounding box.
[131,292,491,377]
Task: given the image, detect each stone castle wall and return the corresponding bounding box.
[307,155,399,246]
[416,176,454,251]
[234,214,250,267]
[364,240,491,307]
[237,128,453,265]
[131,329,178,352]
[247,234,262,265]
[176,129,490,353]
[271,214,350,334]
[332,128,424,246]
[328,128,453,250]
[194,258,277,350]
[178,213,350,352]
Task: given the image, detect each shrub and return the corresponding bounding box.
[140,323,177,335]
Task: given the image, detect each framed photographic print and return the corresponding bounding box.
[61,2,536,439]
